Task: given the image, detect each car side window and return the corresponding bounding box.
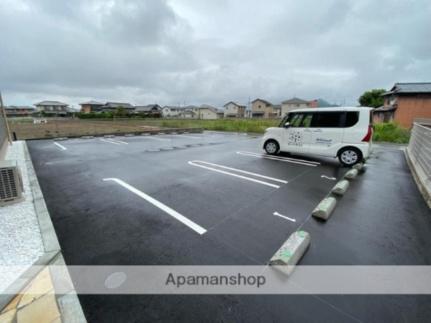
[300,114,312,127]
[310,112,344,128]
[289,113,304,127]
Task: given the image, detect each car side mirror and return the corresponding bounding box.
[284,122,290,128]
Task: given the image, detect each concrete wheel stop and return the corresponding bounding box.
[344,168,359,180]
[331,180,350,196]
[312,196,337,220]
[269,231,311,276]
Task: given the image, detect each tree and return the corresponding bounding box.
[358,89,386,108]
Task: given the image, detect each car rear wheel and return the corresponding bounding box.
[264,140,279,155]
[338,147,362,166]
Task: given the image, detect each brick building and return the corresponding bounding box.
[374,82,431,128]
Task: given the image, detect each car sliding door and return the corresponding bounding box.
[282,112,313,154]
[309,111,345,157]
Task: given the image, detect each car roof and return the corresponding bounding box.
[289,106,372,113]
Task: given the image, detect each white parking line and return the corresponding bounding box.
[103,178,207,235]
[236,151,320,167]
[192,160,288,184]
[54,142,67,151]
[100,138,122,145]
[321,175,337,180]
[273,211,296,222]
[188,160,286,188]
[109,138,129,145]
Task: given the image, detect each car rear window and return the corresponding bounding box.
[345,112,359,127]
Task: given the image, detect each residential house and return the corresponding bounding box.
[223,101,246,118]
[161,106,198,118]
[34,101,69,116]
[197,105,224,119]
[101,102,134,113]
[4,106,37,117]
[281,97,311,117]
[79,101,104,113]
[374,82,431,128]
[251,99,279,118]
[134,104,162,117]
[273,104,282,117]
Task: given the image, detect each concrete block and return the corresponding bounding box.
[344,169,359,180]
[312,197,337,220]
[269,231,310,276]
[352,162,364,172]
[331,180,350,196]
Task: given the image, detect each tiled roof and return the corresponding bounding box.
[383,82,431,96]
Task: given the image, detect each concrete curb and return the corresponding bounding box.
[269,231,310,276]
[331,180,350,196]
[344,169,359,180]
[312,197,337,220]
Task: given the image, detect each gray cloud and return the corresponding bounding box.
[0,0,430,108]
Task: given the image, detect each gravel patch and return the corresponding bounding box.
[0,141,44,292]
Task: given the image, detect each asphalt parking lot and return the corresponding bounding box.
[28,132,431,322]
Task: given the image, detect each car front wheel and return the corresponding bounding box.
[264,140,279,155]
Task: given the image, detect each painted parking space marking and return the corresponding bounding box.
[321,175,337,180]
[273,211,296,222]
[100,138,123,145]
[108,138,129,145]
[191,160,288,184]
[54,142,67,151]
[103,178,207,235]
[236,151,320,167]
[188,160,287,188]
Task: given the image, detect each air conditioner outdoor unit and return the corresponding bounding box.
[0,160,24,206]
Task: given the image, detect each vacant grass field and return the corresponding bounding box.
[8,118,410,143]
[9,118,280,139]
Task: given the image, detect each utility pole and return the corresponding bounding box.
[0,91,13,144]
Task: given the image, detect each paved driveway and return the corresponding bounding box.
[27,134,431,322]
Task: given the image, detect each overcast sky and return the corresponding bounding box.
[0,0,430,109]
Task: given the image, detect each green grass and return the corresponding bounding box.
[373,122,410,144]
[150,118,280,133]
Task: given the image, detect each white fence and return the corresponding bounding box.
[407,121,431,207]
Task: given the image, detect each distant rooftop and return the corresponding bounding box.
[251,98,272,105]
[383,82,431,96]
[282,97,310,104]
[34,100,68,106]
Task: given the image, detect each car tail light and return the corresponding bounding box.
[362,125,373,142]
